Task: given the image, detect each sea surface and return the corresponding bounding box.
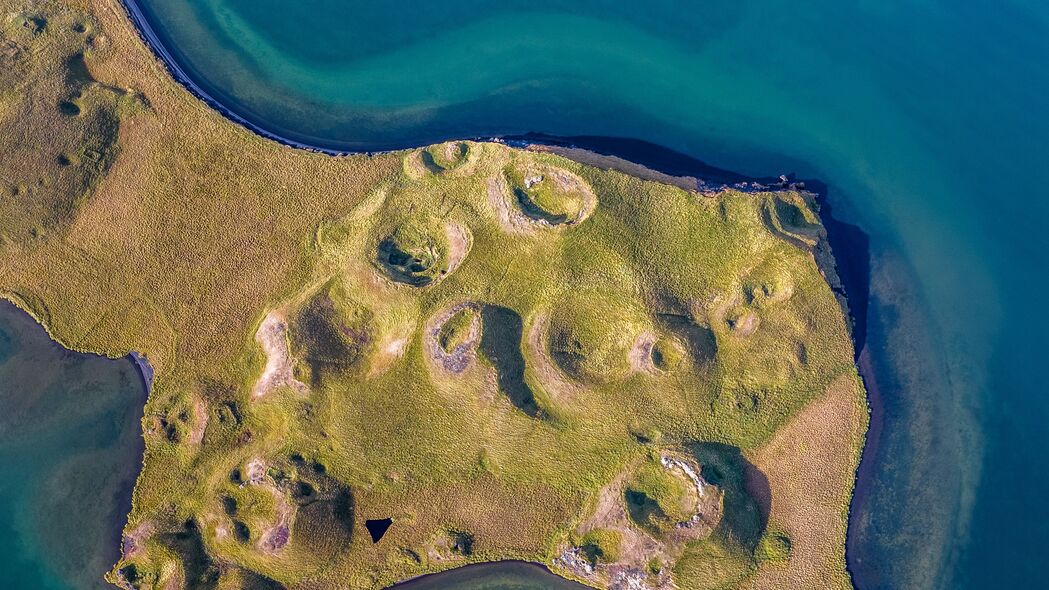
[5,0,1047,588]
[0,301,146,589]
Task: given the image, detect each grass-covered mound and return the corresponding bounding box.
[625,455,699,534]
[405,141,475,178]
[547,291,649,384]
[437,306,477,354]
[288,284,372,384]
[0,3,866,589]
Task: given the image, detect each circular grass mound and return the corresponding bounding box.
[624,456,698,535]
[506,163,593,226]
[438,307,478,354]
[405,142,473,178]
[425,142,470,172]
[376,216,450,287]
[651,336,685,371]
[548,292,648,384]
[289,287,372,383]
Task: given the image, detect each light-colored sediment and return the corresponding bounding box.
[185,398,208,445]
[629,331,658,374]
[424,302,481,374]
[258,489,293,554]
[121,520,154,559]
[444,222,472,276]
[251,311,308,399]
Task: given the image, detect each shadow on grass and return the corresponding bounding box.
[688,442,768,553]
[479,305,543,418]
[657,313,718,368]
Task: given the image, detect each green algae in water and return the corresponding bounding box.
[0,301,146,590]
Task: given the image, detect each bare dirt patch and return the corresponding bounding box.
[444,221,472,277]
[252,311,308,399]
[424,302,481,374]
[185,397,208,445]
[630,331,658,374]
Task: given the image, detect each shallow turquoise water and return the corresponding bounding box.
[0,302,146,589]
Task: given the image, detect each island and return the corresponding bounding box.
[0,2,868,589]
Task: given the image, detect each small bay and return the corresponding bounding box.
[0,301,146,589]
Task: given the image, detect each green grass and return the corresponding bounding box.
[506,164,586,224]
[0,2,864,588]
[579,528,622,564]
[547,291,648,384]
[625,454,693,532]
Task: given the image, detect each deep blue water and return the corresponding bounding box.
[0,301,146,589]
[121,1,1047,587]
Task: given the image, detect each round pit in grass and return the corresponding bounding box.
[405,141,473,177]
[651,336,685,371]
[623,454,704,536]
[376,216,451,287]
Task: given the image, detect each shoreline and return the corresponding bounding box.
[385,560,590,589]
[110,3,876,587]
[0,300,150,589]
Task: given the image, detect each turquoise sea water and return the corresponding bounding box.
[0,301,146,589]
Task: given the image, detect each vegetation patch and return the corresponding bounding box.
[579,528,622,564]
[0,6,144,244]
[755,529,792,563]
[505,163,593,225]
[651,335,685,371]
[288,285,372,384]
[548,291,649,384]
[0,5,864,586]
[376,216,451,286]
[437,306,477,354]
[624,455,697,534]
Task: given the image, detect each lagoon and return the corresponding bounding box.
[0,301,146,589]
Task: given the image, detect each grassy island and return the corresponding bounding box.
[0,1,867,589]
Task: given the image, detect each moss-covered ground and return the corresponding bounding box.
[0,1,867,589]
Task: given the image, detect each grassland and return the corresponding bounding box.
[0,1,867,589]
